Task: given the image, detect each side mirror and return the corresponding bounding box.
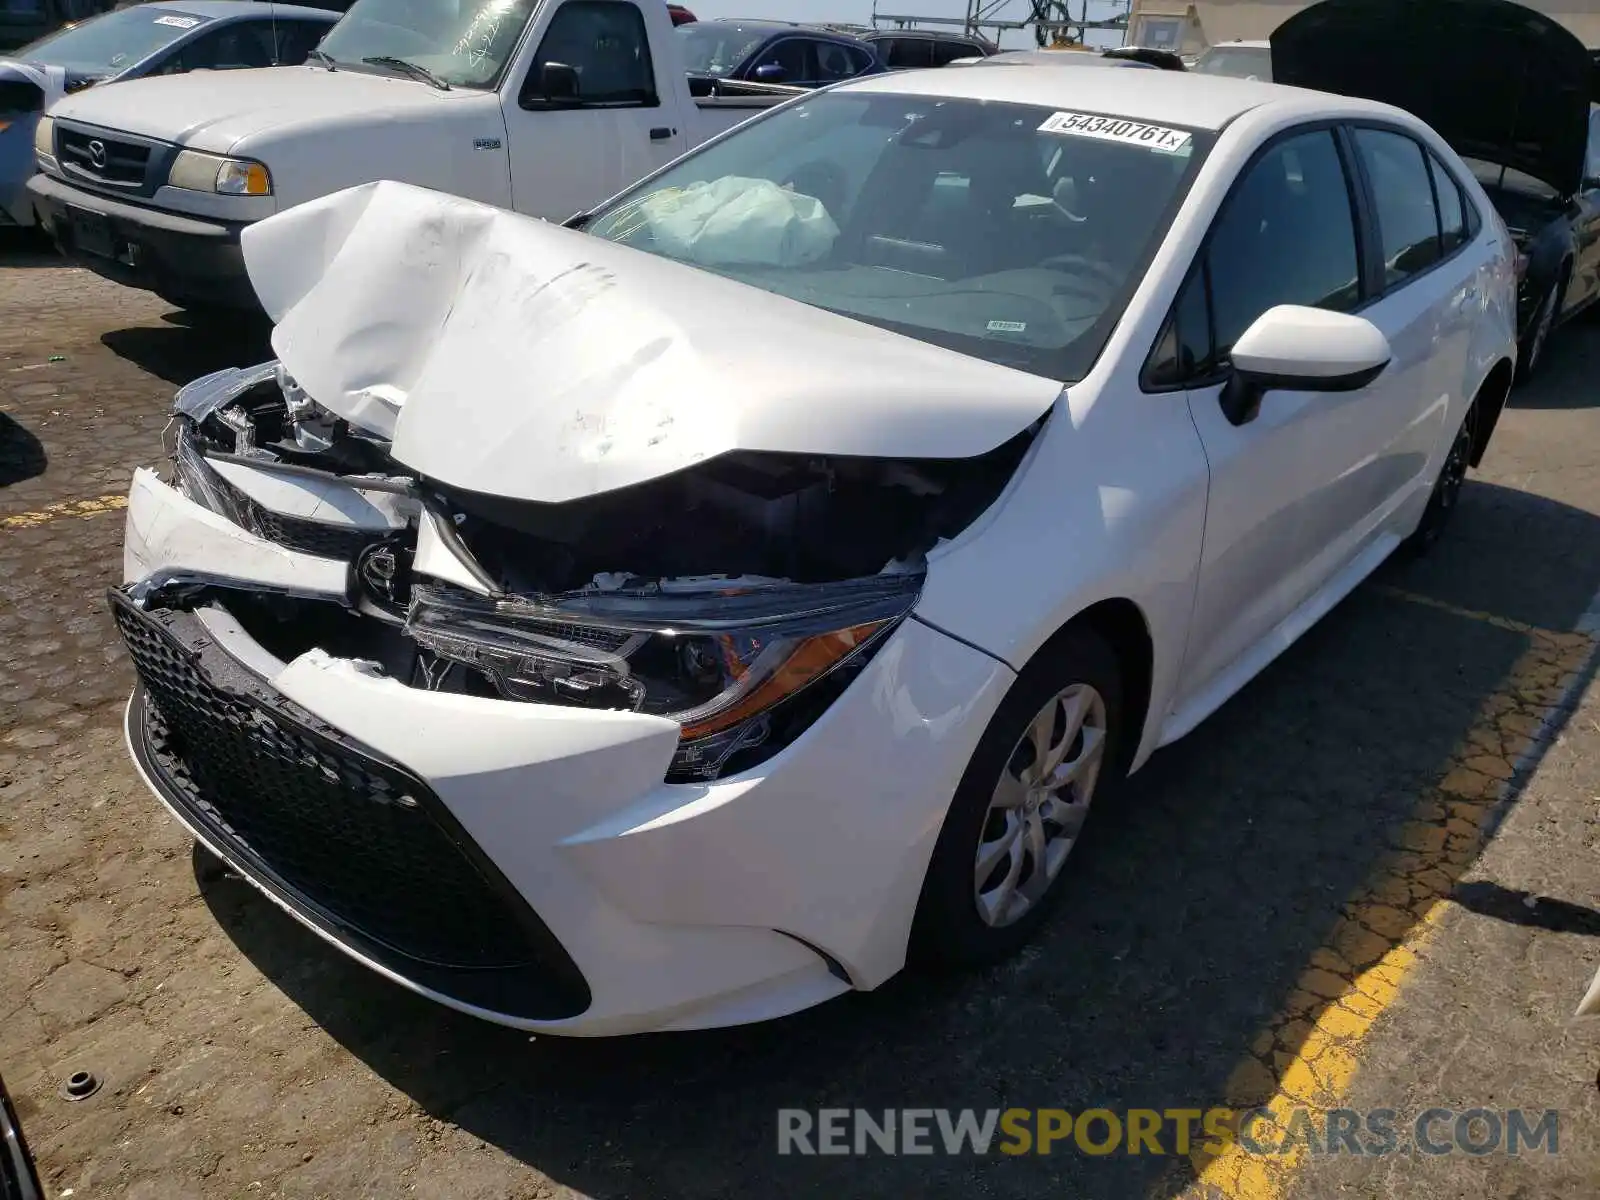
[541,61,580,103]
[753,62,787,82]
[1220,304,1391,425]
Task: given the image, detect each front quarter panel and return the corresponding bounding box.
[233,94,511,211]
[912,375,1210,769]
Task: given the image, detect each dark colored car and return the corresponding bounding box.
[961,46,1184,71]
[0,1071,43,1200]
[1,0,109,53]
[667,3,694,25]
[1273,0,1600,383]
[677,19,883,89]
[860,27,998,69]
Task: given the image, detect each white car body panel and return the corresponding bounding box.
[35,0,790,232]
[111,68,1519,1033]
[242,180,1066,501]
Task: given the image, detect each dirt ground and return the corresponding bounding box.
[2,237,1599,1200]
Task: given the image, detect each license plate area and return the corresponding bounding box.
[68,206,115,260]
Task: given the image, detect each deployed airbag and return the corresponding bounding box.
[632,176,840,267]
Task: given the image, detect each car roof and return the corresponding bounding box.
[839,63,1394,131]
[141,0,341,19]
[1204,40,1271,50]
[864,28,993,42]
[700,19,857,38]
[978,49,1152,68]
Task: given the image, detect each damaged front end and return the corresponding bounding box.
[124,361,1035,783]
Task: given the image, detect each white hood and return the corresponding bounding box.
[45,66,453,152]
[240,181,1065,505]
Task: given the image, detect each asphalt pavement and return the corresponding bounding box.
[2,237,1598,1200]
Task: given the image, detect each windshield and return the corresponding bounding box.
[677,22,764,76]
[1194,45,1271,80]
[586,92,1208,381]
[317,0,537,87]
[16,7,210,74]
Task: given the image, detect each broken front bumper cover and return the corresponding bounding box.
[113,471,1016,1034]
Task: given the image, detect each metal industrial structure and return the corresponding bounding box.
[1124,0,1600,54]
[869,1,1132,49]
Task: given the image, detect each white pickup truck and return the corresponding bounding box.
[27,0,794,310]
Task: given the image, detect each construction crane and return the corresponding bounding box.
[870,0,1131,49]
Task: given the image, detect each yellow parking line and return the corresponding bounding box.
[1171,606,1600,1200]
[0,493,128,530]
[1374,584,1590,644]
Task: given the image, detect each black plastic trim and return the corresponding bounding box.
[112,588,592,1021]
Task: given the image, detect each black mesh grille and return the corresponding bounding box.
[177,435,381,560]
[245,503,379,560]
[111,590,590,1019]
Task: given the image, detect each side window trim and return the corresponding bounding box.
[1343,120,1480,299]
[1140,119,1362,394]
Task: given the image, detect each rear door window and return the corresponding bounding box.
[1427,152,1467,253]
[1354,127,1443,288]
[932,38,979,66]
[880,37,930,69]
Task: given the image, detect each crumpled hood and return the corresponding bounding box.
[1272,0,1593,197]
[45,66,452,152]
[239,180,1065,506]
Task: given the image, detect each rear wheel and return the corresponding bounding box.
[1406,403,1475,553]
[910,627,1126,968]
[1516,267,1567,383]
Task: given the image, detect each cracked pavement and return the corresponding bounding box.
[3,238,1600,1200]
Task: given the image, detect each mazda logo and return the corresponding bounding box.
[86,139,107,170]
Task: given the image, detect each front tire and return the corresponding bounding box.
[910,626,1126,969]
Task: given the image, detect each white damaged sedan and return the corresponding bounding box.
[112,67,1516,1035]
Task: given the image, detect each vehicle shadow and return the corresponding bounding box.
[0,228,58,265]
[194,470,1600,1197]
[0,411,47,488]
[1509,315,1600,409]
[99,310,273,386]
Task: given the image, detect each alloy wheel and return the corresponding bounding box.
[973,683,1107,928]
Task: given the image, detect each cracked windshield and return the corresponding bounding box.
[316,0,537,87]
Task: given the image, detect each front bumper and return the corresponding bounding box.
[115,471,1014,1034]
[28,172,257,308]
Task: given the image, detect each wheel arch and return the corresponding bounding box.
[1468,356,1514,467]
[1022,597,1155,775]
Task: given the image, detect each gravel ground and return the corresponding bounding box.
[3,237,1599,1200]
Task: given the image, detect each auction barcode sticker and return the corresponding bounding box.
[1038,111,1192,154]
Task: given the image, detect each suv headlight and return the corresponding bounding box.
[407,575,921,781]
[33,115,53,158]
[168,149,272,196]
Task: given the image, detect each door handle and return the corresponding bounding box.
[649,127,676,141]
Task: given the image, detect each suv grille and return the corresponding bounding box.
[111,589,591,1020]
[58,128,150,188]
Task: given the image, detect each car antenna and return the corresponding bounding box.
[271,1,280,65]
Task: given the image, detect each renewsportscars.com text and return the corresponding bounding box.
[776,1107,1559,1157]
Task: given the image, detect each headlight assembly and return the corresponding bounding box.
[406,575,921,781]
[168,149,272,196]
[33,114,53,158]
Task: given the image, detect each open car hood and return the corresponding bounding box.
[1271,0,1593,197]
[240,181,1065,505]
